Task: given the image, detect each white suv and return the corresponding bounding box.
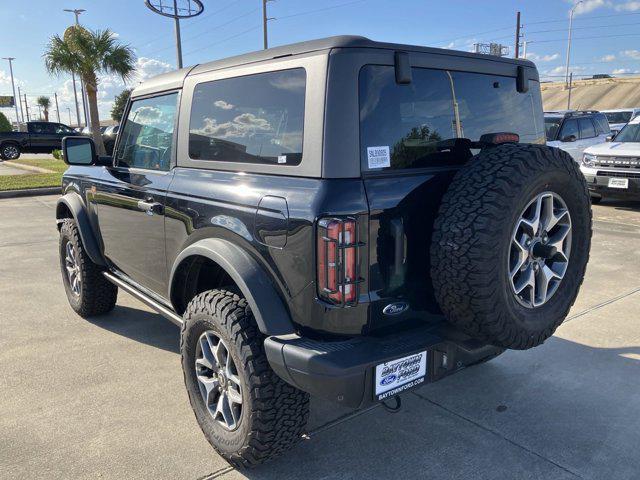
[545,111,611,162]
[581,116,640,203]
[601,108,640,135]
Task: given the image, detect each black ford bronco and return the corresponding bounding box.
[56,36,591,467]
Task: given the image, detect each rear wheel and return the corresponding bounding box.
[181,289,309,468]
[431,145,592,350]
[59,219,117,317]
[0,143,20,160]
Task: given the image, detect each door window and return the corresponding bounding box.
[55,124,75,135]
[189,68,306,166]
[559,119,579,140]
[578,118,596,139]
[115,92,179,171]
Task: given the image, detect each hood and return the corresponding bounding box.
[584,141,640,156]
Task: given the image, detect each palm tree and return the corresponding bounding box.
[36,96,51,122]
[44,26,135,154]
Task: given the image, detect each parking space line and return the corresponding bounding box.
[411,391,584,479]
[196,466,235,479]
[564,286,640,324]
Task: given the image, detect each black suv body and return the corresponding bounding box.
[0,121,76,159]
[56,36,591,467]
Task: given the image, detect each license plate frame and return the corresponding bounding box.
[374,351,427,401]
[608,177,629,189]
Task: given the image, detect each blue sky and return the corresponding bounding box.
[2,0,640,125]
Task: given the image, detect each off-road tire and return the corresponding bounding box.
[0,142,20,160]
[181,289,309,468]
[59,219,117,317]
[431,144,592,350]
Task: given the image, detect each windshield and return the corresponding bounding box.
[613,123,640,142]
[544,117,562,141]
[604,111,633,124]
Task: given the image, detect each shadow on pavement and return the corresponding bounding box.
[87,305,180,354]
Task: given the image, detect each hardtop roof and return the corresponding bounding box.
[131,35,537,97]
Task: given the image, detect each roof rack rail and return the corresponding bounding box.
[564,110,600,117]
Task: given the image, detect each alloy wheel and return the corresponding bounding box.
[509,191,572,308]
[64,241,82,296]
[195,331,243,431]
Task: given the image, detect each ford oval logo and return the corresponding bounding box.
[383,302,409,316]
[380,374,397,386]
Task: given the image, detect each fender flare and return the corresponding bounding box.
[169,238,295,336]
[56,193,106,266]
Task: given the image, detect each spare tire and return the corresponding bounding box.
[430,144,591,350]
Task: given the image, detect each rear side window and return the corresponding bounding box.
[359,65,544,170]
[578,118,596,139]
[189,68,306,166]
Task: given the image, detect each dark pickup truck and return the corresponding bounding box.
[0,121,76,160]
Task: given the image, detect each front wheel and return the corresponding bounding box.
[59,219,118,317]
[181,289,309,468]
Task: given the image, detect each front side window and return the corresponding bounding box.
[613,123,640,142]
[359,65,544,170]
[115,92,179,171]
[55,124,74,135]
[560,119,579,140]
[189,68,306,166]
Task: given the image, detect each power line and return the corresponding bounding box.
[276,0,367,20]
[184,25,262,57]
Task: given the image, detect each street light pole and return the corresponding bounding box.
[173,0,183,69]
[67,107,72,125]
[2,57,20,127]
[17,86,24,123]
[564,1,583,88]
[54,92,61,123]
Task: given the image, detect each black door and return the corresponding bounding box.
[94,91,179,296]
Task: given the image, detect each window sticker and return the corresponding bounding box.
[367,146,390,169]
[278,155,287,164]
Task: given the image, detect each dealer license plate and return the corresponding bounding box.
[608,178,629,189]
[374,351,427,401]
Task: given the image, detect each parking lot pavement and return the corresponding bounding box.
[1,195,639,480]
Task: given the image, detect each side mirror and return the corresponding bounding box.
[561,134,577,143]
[606,135,614,142]
[62,136,97,166]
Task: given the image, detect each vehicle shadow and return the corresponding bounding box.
[87,305,640,479]
[600,198,640,212]
[86,305,180,354]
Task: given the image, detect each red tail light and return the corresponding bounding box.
[317,217,360,306]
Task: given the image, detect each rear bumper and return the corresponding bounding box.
[264,325,503,409]
[582,167,640,199]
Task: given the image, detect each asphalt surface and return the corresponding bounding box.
[1,195,639,480]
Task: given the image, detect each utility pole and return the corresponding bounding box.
[514,11,521,58]
[64,8,89,126]
[17,86,24,123]
[2,57,21,127]
[54,92,61,123]
[565,1,583,88]
[67,107,72,125]
[23,93,30,121]
[262,0,275,49]
[567,72,574,110]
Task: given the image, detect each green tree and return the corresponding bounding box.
[36,96,51,122]
[111,88,132,122]
[43,26,135,154]
[0,112,12,132]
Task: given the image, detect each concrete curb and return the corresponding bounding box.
[0,187,60,199]
[3,161,54,174]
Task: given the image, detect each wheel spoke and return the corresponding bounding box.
[200,336,216,368]
[197,375,219,405]
[227,386,242,405]
[513,265,535,295]
[510,234,529,278]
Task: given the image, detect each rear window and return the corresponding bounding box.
[359,65,544,170]
[189,68,306,166]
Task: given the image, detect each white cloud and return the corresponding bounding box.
[570,0,612,15]
[612,68,639,74]
[546,66,568,75]
[132,56,173,84]
[214,100,234,110]
[601,54,616,62]
[527,53,560,62]
[621,49,640,60]
[615,1,640,11]
[193,113,272,139]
